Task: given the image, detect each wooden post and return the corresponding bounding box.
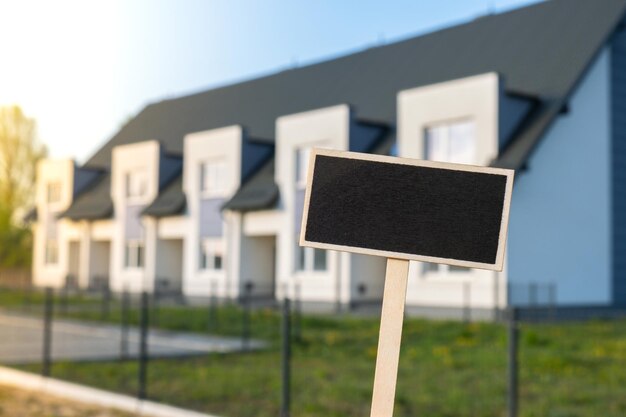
[369,258,409,417]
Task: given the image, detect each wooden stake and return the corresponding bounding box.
[370,258,410,417]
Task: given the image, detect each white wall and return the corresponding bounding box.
[239,235,275,296]
[110,141,161,293]
[90,241,111,286]
[275,105,350,304]
[508,48,612,306]
[155,238,184,291]
[32,159,75,288]
[182,126,243,298]
[397,72,503,309]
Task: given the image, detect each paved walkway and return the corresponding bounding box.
[0,313,264,365]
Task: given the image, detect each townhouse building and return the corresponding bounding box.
[29,0,626,317]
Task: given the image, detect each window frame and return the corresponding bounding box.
[295,238,327,273]
[422,119,475,277]
[124,240,145,269]
[125,170,148,202]
[424,119,476,165]
[295,147,312,189]
[44,239,59,265]
[46,182,62,204]
[200,159,229,198]
[422,262,470,276]
[200,238,225,271]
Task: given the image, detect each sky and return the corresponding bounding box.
[0,0,541,164]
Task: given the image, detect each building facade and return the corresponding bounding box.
[29,0,626,316]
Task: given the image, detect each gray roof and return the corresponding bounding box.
[221,159,279,212]
[142,174,186,217]
[223,121,391,212]
[61,173,113,221]
[67,0,626,219]
[23,207,37,223]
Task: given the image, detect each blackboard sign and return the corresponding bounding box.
[299,148,514,271]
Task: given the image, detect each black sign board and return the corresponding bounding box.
[300,149,514,271]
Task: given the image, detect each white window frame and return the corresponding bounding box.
[46,182,61,204]
[124,240,144,269]
[200,239,224,271]
[424,119,476,165]
[125,170,148,202]
[295,147,312,189]
[422,119,475,277]
[44,240,58,265]
[200,159,229,198]
[422,262,470,276]
[295,238,327,272]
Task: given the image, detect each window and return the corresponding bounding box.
[46,182,61,204]
[125,171,147,199]
[200,239,224,271]
[200,160,228,196]
[296,245,306,271]
[295,147,311,188]
[44,240,58,265]
[295,238,327,272]
[124,240,144,268]
[422,263,470,275]
[425,120,475,164]
[313,248,327,271]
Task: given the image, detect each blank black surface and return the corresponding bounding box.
[304,155,508,265]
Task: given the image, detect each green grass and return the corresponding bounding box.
[4,289,626,417]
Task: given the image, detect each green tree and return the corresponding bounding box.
[0,105,47,267]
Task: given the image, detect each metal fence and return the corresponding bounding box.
[0,280,624,417]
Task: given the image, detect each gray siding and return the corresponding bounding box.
[199,198,224,238]
[125,205,144,239]
[612,26,626,305]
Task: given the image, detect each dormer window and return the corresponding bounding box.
[295,147,311,189]
[44,240,58,264]
[125,170,147,199]
[46,182,61,204]
[200,160,228,197]
[423,120,474,275]
[425,120,475,164]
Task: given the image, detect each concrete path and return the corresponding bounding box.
[0,313,264,364]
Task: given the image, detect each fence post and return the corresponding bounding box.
[507,307,519,417]
[242,282,253,351]
[463,281,471,323]
[21,281,31,312]
[152,286,160,328]
[281,297,291,417]
[120,288,130,360]
[138,291,149,400]
[294,282,302,342]
[101,285,110,320]
[60,283,68,315]
[42,287,54,377]
[208,280,218,332]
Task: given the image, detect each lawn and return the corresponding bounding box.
[3,289,626,417]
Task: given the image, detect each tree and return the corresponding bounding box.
[0,105,47,267]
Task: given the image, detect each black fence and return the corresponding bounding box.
[0,281,624,417]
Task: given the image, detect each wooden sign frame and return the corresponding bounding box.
[299,148,514,271]
[298,148,514,417]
